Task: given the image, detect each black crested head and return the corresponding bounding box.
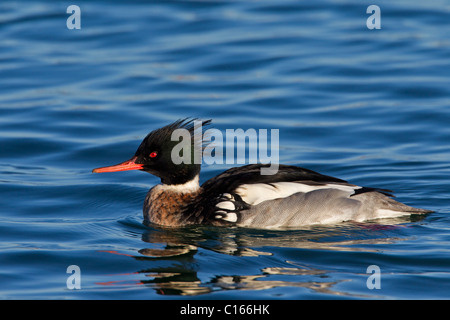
[134,118,211,185]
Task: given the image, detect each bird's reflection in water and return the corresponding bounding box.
[99,215,426,297]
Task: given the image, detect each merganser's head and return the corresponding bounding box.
[93,118,211,185]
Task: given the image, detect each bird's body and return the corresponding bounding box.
[93,119,432,229]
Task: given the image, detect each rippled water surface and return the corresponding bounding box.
[1,0,450,300]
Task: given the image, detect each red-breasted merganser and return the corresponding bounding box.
[92,118,432,229]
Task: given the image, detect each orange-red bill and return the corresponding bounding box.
[92,157,143,173]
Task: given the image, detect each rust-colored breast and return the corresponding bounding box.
[143,186,201,227]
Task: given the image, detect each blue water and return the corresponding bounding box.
[1,0,449,300]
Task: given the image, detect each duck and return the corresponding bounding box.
[92,118,432,229]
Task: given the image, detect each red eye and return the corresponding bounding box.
[149,152,158,158]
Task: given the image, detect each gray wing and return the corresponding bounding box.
[236,188,430,229]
